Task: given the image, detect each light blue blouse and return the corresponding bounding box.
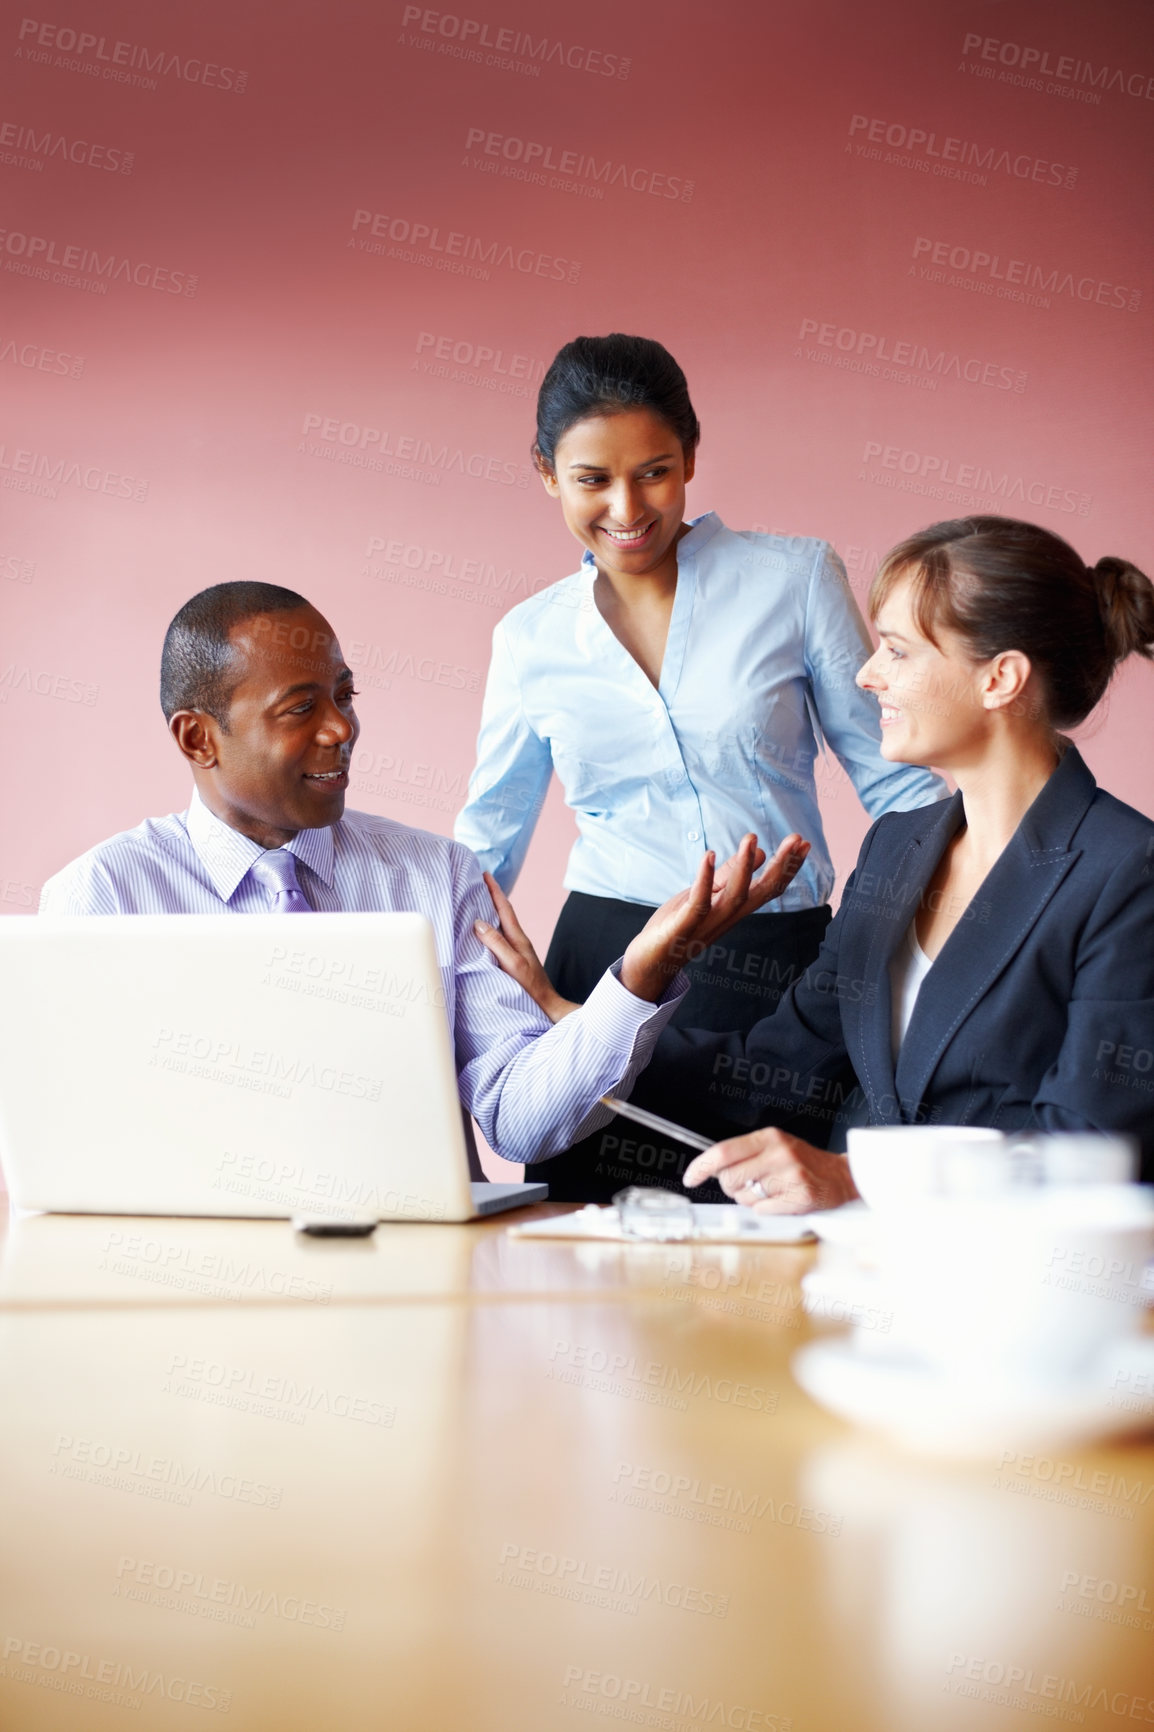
[454,513,947,912]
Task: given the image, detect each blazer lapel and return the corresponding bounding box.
[893,747,1097,1117]
[843,793,965,1123]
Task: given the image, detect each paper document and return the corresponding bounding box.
[507,1203,818,1245]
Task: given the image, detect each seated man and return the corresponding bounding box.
[40,583,805,1168]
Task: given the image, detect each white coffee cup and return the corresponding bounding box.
[847,1125,1004,1212]
[872,1183,1154,1386]
[847,1128,1136,1214]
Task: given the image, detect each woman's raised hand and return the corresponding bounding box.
[619,832,810,1003]
[474,874,579,1023]
[475,832,810,1015]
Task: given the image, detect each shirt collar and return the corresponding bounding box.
[289,818,335,887]
[580,510,718,572]
[184,788,336,904]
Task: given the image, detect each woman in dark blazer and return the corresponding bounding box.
[476,515,1154,1204]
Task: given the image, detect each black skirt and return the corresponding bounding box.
[530,892,832,1203]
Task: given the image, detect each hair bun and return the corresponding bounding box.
[1091,557,1154,666]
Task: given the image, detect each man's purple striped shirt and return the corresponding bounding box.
[39,790,686,1166]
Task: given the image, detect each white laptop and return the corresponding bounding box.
[0,914,547,1222]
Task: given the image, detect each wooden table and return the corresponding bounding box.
[1,1202,1151,1731]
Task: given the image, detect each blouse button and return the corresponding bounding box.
[687,830,701,842]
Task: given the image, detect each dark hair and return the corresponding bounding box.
[869,516,1154,729]
[160,581,310,725]
[533,333,700,471]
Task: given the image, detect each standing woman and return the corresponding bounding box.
[455,334,945,1200]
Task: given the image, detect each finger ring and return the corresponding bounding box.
[747,1179,768,1201]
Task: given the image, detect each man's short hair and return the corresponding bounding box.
[160,582,309,726]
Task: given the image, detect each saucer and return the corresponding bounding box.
[801,1261,894,1332]
[792,1335,1154,1457]
[808,1201,877,1251]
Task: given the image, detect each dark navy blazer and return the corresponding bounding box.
[644,747,1154,1168]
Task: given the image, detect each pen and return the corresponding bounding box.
[599,1095,714,1153]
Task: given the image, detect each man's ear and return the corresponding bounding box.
[169,710,220,768]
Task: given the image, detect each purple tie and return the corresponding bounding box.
[249,849,312,913]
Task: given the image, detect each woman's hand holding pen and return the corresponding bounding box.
[474,831,811,1015]
[683,1127,859,1214]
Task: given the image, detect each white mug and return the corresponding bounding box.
[872,1184,1154,1386]
[846,1125,1004,1212]
[847,1128,1136,1213]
